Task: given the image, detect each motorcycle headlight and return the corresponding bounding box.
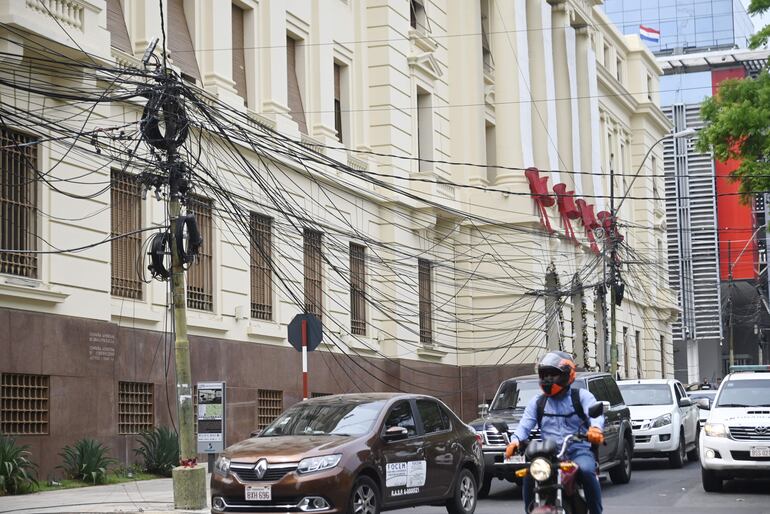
[704,422,727,438]
[297,454,342,474]
[651,414,672,429]
[214,456,230,477]
[529,457,552,482]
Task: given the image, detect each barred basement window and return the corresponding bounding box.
[311,392,331,398]
[250,213,273,320]
[0,127,38,278]
[111,170,142,299]
[303,229,323,319]
[187,196,213,311]
[418,258,433,345]
[256,389,282,430]
[350,243,366,335]
[118,381,153,434]
[0,373,49,435]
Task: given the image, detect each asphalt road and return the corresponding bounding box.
[393,457,770,514]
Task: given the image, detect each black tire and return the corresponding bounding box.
[477,474,492,499]
[348,476,380,514]
[609,439,632,484]
[701,468,723,493]
[446,468,477,514]
[669,432,686,469]
[687,428,700,462]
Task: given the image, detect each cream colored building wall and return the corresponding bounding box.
[0,0,677,378]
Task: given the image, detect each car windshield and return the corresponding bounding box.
[491,381,540,411]
[716,379,770,408]
[618,384,672,406]
[260,400,386,437]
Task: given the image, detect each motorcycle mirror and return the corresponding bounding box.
[588,402,605,418]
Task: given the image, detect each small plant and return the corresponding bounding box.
[58,438,116,484]
[0,435,38,495]
[134,427,179,477]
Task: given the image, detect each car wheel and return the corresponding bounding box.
[446,468,477,514]
[609,438,632,485]
[701,468,723,493]
[349,476,380,514]
[477,474,492,499]
[669,432,685,469]
[687,428,700,462]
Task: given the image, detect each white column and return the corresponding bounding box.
[526,0,560,184]
[493,0,532,186]
[259,2,294,132]
[125,0,163,57]
[309,0,337,143]
[198,0,241,109]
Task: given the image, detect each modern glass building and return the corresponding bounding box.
[603,0,754,55]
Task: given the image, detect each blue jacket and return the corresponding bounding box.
[513,387,605,451]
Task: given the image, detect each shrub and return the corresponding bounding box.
[0,435,38,495]
[134,427,179,477]
[58,438,116,484]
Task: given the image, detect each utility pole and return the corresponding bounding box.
[728,241,734,370]
[140,68,206,508]
[609,163,619,378]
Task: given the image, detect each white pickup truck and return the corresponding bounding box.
[618,379,700,467]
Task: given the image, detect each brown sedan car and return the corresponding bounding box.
[210,393,483,514]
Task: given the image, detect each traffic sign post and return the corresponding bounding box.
[288,313,323,401]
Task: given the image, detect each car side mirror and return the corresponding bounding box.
[478,403,489,418]
[383,426,409,442]
[588,401,607,418]
[250,429,262,438]
[695,398,711,410]
[679,398,693,408]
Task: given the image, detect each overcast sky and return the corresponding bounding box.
[742,0,770,32]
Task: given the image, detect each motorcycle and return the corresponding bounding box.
[514,402,604,514]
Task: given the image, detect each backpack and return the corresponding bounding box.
[535,388,588,430]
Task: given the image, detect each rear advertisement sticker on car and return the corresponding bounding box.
[386,460,427,494]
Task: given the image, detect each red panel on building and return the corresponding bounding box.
[713,67,757,281]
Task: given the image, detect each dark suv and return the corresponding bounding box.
[468,372,634,496]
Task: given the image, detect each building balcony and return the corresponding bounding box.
[0,0,110,60]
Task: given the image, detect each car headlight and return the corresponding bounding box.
[297,454,342,474]
[529,457,552,482]
[214,456,230,477]
[651,414,672,429]
[704,422,727,438]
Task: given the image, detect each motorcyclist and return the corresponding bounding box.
[505,351,605,514]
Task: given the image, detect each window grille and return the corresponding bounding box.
[187,196,213,311]
[256,389,282,430]
[303,229,323,319]
[349,243,366,335]
[111,169,142,299]
[311,392,331,398]
[0,127,38,278]
[418,258,433,345]
[118,381,153,434]
[0,373,48,435]
[250,213,272,320]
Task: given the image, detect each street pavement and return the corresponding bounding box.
[0,458,767,513]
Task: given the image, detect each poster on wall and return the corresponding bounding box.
[197,381,225,453]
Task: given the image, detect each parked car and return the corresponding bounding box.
[699,365,770,492]
[468,371,633,497]
[617,379,700,468]
[210,393,483,514]
[688,390,717,429]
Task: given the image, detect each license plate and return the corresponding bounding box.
[750,446,770,458]
[245,485,271,501]
[505,455,525,464]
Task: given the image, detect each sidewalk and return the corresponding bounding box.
[0,477,210,514]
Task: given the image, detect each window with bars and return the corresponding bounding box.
[232,3,248,106]
[250,213,273,320]
[303,229,323,319]
[311,392,331,398]
[349,242,366,335]
[118,381,153,434]
[418,258,433,345]
[256,389,282,430]
[0,127,38,279]
[0,373,49,435]
[111,170,142,299]
[187,196,213,311]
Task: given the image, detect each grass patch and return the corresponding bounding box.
[31,472,163,493]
